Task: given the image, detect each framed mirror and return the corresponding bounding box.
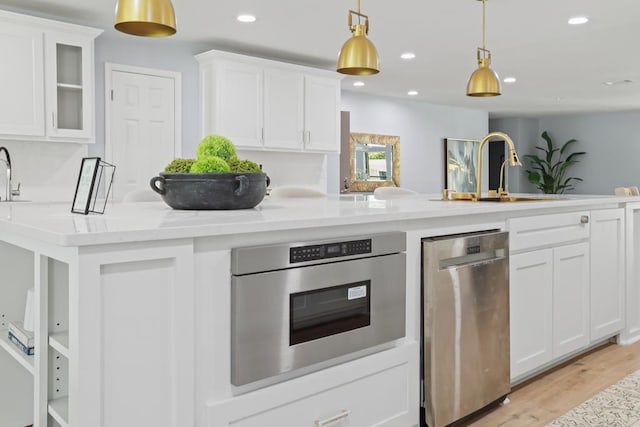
[349,133,400,192]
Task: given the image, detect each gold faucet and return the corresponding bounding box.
[475,132,522,200]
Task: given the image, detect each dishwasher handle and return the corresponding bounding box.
[439,248,506,270]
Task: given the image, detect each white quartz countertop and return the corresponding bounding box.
[0,194,634,247]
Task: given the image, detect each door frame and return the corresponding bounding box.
[104,62,182,166]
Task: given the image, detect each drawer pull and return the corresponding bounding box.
[580,215,589,224]
[316,409,350,426]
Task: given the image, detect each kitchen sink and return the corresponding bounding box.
[477,196,563,202]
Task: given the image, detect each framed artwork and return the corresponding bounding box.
[444,138,479,194]
[71,157,116,215]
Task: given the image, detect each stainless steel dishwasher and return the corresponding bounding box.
[421,230,510,427]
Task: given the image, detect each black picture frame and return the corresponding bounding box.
[71,157,100,215]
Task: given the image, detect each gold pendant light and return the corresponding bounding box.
[337,0,380,75]
[114,0,177,37]
[466,0,501,96]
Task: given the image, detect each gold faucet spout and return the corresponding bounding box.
[476,132,522,200]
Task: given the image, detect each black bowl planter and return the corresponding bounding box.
[150,172,270,210]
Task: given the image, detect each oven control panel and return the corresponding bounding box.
[290,239,372,263]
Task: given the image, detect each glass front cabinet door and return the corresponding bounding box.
[45,32,94,140]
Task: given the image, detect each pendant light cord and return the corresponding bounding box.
[482,0,486,50]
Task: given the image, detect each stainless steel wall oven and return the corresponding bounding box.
[231,232,406,386]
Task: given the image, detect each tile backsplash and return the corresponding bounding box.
[0,141,88,202]
[236,150,328,192]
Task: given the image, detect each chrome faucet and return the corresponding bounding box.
[0,146,20,201]
[475,132,522,200]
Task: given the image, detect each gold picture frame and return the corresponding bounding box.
[349,133,400,192]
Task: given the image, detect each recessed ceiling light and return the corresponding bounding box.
[503,77,517,84]
[568,16,588,25]
[401,52,416,60]
[603,79,634,86]
[353,81,365,87]
[407,90,418,96]
[237,14,257,23]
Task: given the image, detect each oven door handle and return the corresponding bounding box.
[315,409,351,427]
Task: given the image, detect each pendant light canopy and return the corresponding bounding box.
[466,0,501,97]
[114,0,177,37]
[337,0,380,76]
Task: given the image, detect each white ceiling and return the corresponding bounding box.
[2,0,640,118]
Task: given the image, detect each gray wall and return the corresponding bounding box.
[492,111,640,195]
[489,117,539,193]
[92,32,212,159]
[330,91,489,194]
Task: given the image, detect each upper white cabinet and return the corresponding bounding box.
[197,49,342,153]
[303,76,340,152]
[263,67,304,150]
[0,10,102,143]
[45,31,96,139]
[0,21,44,136]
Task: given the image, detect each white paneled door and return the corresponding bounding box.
[106,64,181,200]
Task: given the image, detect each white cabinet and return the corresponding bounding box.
[509,249,553,379]
[207,343,418,427]
[622,203,640,344]
[45,31,96,139]
[0,10,101,143]
[263,67,304,150]
[553,242,590,357]
[508,211,591,381]
[0,20,44,136]
[303,76,340,152]
[197,49,342,152]
[590,208,625,342]
[213,59,263,148]
[510,242,590,380]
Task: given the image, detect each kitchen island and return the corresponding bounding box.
[0,193,638,427]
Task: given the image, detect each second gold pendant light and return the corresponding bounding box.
[466,0,501,97]
[337,0,380,76]
[114,0,177,37]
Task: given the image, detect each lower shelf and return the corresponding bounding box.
[48,397,69,427]
[49,331,70,359]
[0,329,34,375]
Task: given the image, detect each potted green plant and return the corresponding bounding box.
[525,131,586,194]
[150,135,269,210]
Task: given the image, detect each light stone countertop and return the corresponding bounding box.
[0,193,634,247]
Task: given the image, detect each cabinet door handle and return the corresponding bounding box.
[52,112,56,128]
[307,130,311,145]
[316,409,350,427]
[580,215,589,224]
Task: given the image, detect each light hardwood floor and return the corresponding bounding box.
[466,340,640,427]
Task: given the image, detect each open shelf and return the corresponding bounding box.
[0,330,34,375]
[49,332,69,359]
[48,396,69,427]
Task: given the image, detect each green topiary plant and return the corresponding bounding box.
[525,131,586,194]
[164,158,195,173]
[190,156,231,173]
[227,157,261,173]
[196,135,237,161]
